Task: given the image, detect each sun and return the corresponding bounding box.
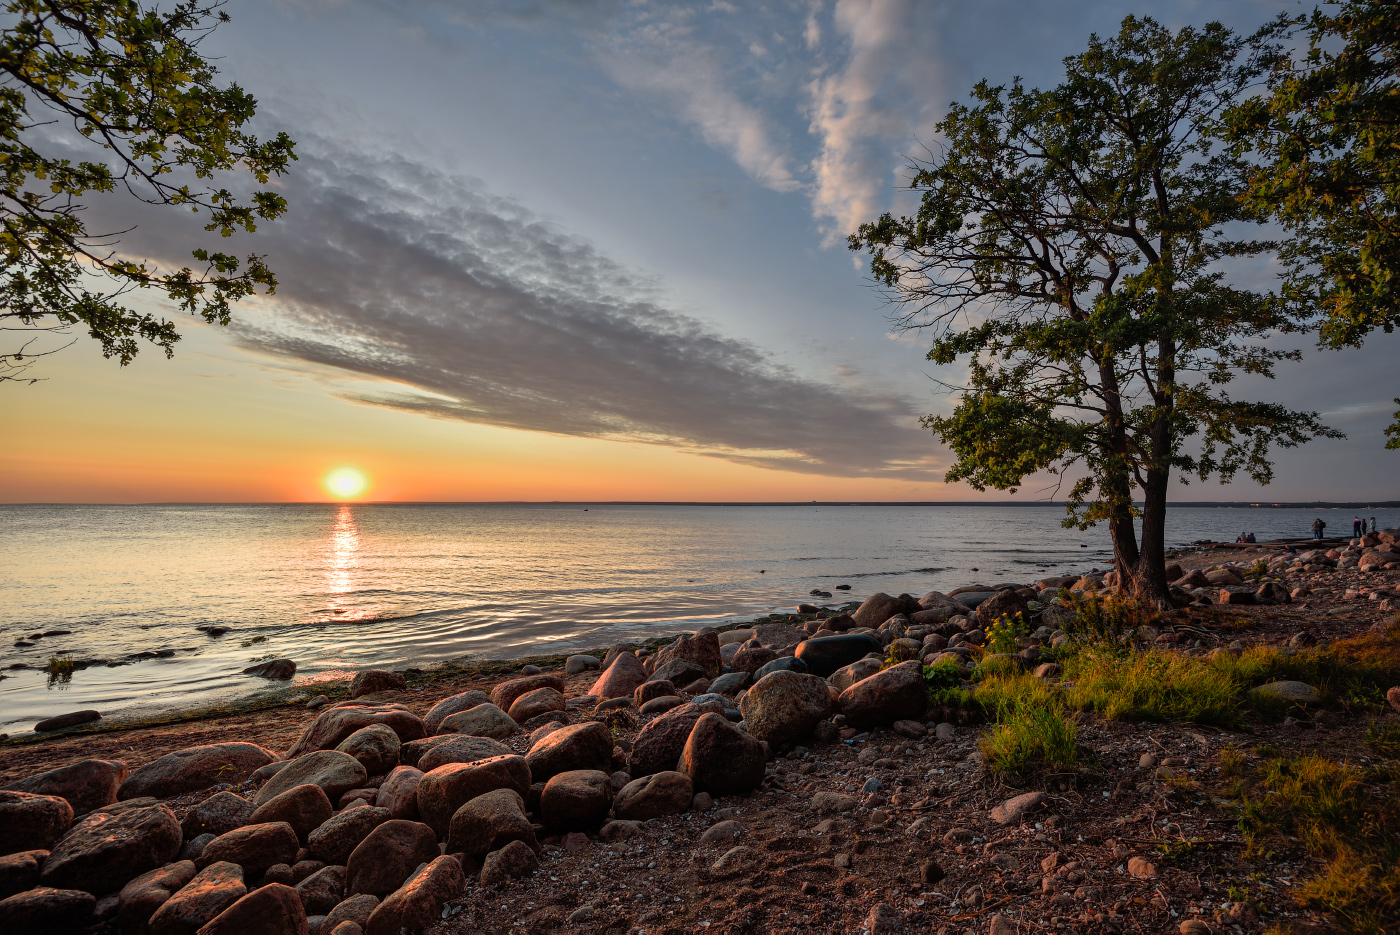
[323,466,370,500]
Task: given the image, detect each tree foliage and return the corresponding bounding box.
[849,17,1340,604]
[1226,1,1398,448]
[0,0,296,381]
[1228,1,1399,348]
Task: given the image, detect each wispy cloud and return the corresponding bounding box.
[805,0,947,241]
[113,144,939,478]
[593,7,803,193]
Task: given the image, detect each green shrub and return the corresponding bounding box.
[985,613,1027,655]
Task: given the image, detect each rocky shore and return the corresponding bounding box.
[2,530,1399,935]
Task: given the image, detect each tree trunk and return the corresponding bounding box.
[1096,356,1141,578]
[1133,472,1171,608]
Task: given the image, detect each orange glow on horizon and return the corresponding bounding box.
[323,466,371,500]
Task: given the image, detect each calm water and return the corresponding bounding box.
[2,503,1394,733]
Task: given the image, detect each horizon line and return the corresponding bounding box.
[3,500,1398,508]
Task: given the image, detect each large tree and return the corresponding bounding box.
[1226,1,1399,448]
[849,17,1339,606]
[0,0,296,382]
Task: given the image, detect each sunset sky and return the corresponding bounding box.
[3,0,1396,503]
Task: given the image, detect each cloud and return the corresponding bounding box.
[593,9,803,193]
[111,145,939,479]
[805,0,948,241]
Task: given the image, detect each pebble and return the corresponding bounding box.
[867,903,903,933]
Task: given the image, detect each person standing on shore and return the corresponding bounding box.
[1353,516,1362,537]
[1312,517,1326,539]
[1371,517,1378,534]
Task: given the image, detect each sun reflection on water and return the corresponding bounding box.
[326,504,360,603]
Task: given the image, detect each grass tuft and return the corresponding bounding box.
[976,670,1080,776]
[1234,754,1400,934]
[1062,646,1243,725]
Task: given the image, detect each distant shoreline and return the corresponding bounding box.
[3,500,1399,508]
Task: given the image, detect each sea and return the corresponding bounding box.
[2,502,1395,735]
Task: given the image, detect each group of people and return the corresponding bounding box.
[1309,516,1380,539]
[1236,532,1258,543]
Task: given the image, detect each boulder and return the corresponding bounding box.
[1172,569,1211,589]
[612,772,693,820]
[372,768,421,821]
[852,593,905,629]
[1255,582,1291,605]
[837,660,926,729]
[728,645,778,675]
[647,658,708,689]
[681,713,766,797]
[478,840,537,887]
[306,808,391,866]
[540,771,612,832]
[565,655,601,675]
[415,757,532,838]
[421,691,491,734]
[196,822,299,879]
[242,659,297,680]
[193,882,307,935]
[628,701,724,777]
[437,704,517,740]
[1250,681,1321,705]
[345,821,439,898]
[255,752,367,807]
[640,696,685,715]
[589,652,648,700]
[41,804,181,894]
[334,725,400,776]
[3,759,128,818]
[506,688,565,724]
[33,710,102,732]
[489,675,566,714]
[322,894,378,934]
[1219,587,1256,605]
[739,671,832,745]
[444,789,537,857]
[794,633,882,678]
[974,589,1030,626]
[248,785,333,843]
[635,680,676,705]
[118,744,278,801]
[651,629,722,678]
[754,657,807,679]
[707,672,751,696]
[363,855,464,935]
[117,860,196,933]
[828,658,882,693]
[285,707,425,760]
[0,886,96,931]
[294,864,345,915]
[752,623,806,652]
[414,735,510,773]
[181,792,256,840]
[349,671,406,699]
[0,790,73,854]
[146,861,245,935]
[0,850,46,898]
[524,722,613,784]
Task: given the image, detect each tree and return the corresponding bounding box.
[849,17,1340,606]
[1226,1,1399,445]
[0,0,296,382]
